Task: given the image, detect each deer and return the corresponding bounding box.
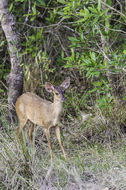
[15,77,70,162]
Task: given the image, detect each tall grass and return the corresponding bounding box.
[0,102,126,190]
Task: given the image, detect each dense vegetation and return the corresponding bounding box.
[0,0,126,189]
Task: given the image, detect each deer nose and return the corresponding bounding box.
[62,95,66,102]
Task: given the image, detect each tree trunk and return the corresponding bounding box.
[0,0,23,122]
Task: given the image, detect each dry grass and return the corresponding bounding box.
[0,101,126,190]
[0,119,126,190]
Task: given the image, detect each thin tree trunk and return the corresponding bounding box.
[0,0,23,122]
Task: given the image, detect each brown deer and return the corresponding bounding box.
[15,77,70,161]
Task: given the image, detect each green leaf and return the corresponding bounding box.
[36,0,46,6]
[57,0,65,4]
[123,96,126,100]
[0,89,4,93]
[0,40,5,47]
[32,3,37,15]
[98,0,101,12]
[100,8,109,16]
[78,18,88,23]
[9,3,13,12]
[106,0,112,6]
[84,7,89,16]
[15,0,24,2]
[88,88,98,94]
[79,27,84,41]
[68,37,79,42]
[93,81,102,87]
[61,50,64,59]
[88,6,98,14]
[123,50,126,54]
[94,72,100,77]
[89,52,96,62]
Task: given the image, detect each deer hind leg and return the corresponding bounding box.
[18,117,27,136]
[55,126,66,160]
[17,116,27,145]
[27,123,34,146]
[44,129,53,162]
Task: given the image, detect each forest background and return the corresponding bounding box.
[0,0,126,189]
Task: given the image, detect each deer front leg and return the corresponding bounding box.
[55,126,67,160]
[44,128,53,162]
[18,118,27,142]
[27,123,34,146]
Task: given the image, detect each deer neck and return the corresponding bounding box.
[50,99,63,126]
[52,99,63,116]
[50,100,62,126]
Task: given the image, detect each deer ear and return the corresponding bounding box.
[60,77,70,91]
[45,82,54,93]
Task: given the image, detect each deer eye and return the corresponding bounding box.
[55,92,59,96]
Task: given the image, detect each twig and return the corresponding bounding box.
[101,1,126,19]
[0,80,8,90]
[40,162,54,190]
